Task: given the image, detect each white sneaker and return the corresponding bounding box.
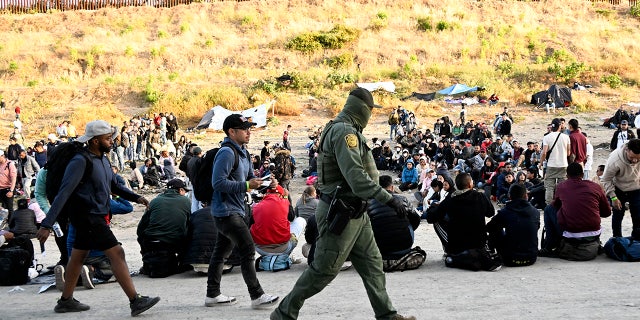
[204,294,237,307]
[251,293,279,309]
[54,265,65,291]
[339,261,352,271]
[80,265,94,289]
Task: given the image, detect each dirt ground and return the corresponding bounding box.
[2,106,640,320]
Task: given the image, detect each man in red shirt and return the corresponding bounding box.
[250,185,306,259]
[568,119,587,165]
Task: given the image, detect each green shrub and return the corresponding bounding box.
[631,5,640,18]
[124,46,134,57]
[369,12,388,31]
[286,32,323,54]
[417,16,432,31]
[204,39,213,47]
[548,62,588,83]
[8,61,18,72]
[180,23,190,33]
[601,74,623,89]
[595,9,613,17]
[120,24,134,35]
[26,80,38,87]
[436,20,451,32]
[286,25,360,53]
[104,77,115,84]
[157,30,168,38]
[144,80,161,103]
[168,72,179,82]
[326,71,357,88]
[323,52,353,69]
[252,79,279,94]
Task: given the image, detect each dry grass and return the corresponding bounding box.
[0,0,639,137]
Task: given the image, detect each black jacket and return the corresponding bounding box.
[428,189,494,254]
[9,208,38,238]
[182,207,217,265]
[487,199,540,261]
[367,194,420,259]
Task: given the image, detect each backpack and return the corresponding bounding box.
[604,237,640,262]
[383,246,426,272]
[388,111,399,125]
[178,153,192,173]
[45,142,93,204]
[256,254,292,272]
[192,142,248,202]
[0,238,33,286]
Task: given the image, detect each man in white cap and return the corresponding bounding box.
[36,120,160,316]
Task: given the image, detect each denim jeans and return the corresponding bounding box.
[611,188,640,237]
[206,213,264,300]
[542,205,561,250]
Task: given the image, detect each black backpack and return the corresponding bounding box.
[0,237,34,286]
[45,142,93,204]
[192,142,248,202]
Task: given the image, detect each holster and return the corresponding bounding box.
[324,195,367,235]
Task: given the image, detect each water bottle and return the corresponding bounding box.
[52,222,64,238]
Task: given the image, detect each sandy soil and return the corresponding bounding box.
[2,107,640,320]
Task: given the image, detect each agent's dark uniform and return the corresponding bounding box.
[272,88,402,320]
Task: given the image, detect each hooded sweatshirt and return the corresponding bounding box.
[429,188,494,254]
[401,159,419,184]
[601,144,640,198]
[487,198,540,260]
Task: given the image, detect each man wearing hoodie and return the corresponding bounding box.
[427,173,501,271]
[601,138,640,238]
[271,88,415,320]
[398,159,419,191]
[487,184,540,266]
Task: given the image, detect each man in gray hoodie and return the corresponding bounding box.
[601,138,640,238]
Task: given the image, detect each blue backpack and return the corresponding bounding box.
[257,254,292,272]
[604,237,640,262]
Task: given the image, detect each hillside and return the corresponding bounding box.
[0,0,639,137]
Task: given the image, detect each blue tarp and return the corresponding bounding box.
[437,84,478,96]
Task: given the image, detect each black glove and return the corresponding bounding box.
[387,196,409,219]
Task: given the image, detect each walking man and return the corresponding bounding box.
[36,120,160,315]
[271,87,415,320]
[205,114,279,308]
[601,138,640,238]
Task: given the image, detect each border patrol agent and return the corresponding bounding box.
[271,88,415,320]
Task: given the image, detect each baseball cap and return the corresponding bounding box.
[192,146,203,155]
[167,178,191,191]
[77,120,118,143]
[223,114,256,133]
[47,133,58,141]
[621,120,629,125]
[349,87,382,108]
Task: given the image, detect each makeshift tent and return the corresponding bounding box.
[195,102,272,130]
[437,84,478,96]
[402,91,436,102]
[356,82,396,93]
[530,85,572,107]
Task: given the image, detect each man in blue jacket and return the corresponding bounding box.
[205,114,279,309]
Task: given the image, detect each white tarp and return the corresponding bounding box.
[197,102,272,130]
[356,82,396,93]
